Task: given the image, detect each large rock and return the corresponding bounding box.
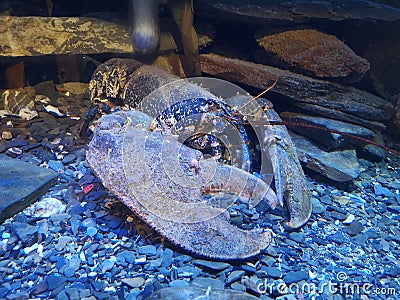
[200,54,394,130]
[0,155,58,223]
[257,29,370,83]
[289,133,360,182]
[390,93,400,139]
[198,0,400,23]
[0,16,214,57]
[280,112,375,151]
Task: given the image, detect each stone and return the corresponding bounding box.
[263,267,282,279]
[62,154,76,165]
[346,221,364,236]
[0,16,213,57]
[168,280,189,288]
[374,184,396,198]
[200,54,393,130]
[46,274,67,290]
[193,260,231,271]
[280,112,375,151]
[257,29,369,83]
[85,227,97,238]
[288,232,306,243]
[138,245,157,256]
[24,197,66,218]
[289,133,360,182]
[311,198,326,215]
[283,270,309,284]
[192,277,225,290]
[63,256,81,277]
[31,283,49,296]
[100,259,115,273]
[48,160,65,172]
[227,270,246,284]
[12,222,37,243]
[0,87,38,120]
[121,277,145,288]
[199,0,400,23]
[0,155,58,223]
[329,232,346,244]
[55,236,74,252]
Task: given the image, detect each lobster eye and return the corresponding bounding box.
[206,99,215,106]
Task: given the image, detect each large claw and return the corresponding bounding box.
[262,101,312,229]
[87,110,275,260]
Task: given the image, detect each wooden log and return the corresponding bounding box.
[0,16,213,57]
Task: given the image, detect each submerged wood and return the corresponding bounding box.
[0,16,213,57]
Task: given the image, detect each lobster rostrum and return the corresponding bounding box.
[85,58,312,260]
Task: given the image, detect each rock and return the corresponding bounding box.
[311,198,326,215]
[30,283,48,296]
[288,232,306,243]
[192,277,225,289]
[198,0,400,23]
[388,205,400,213]
[289,132,360,182]
[12,222,37,243]
[46,274,67,290]
[63,256,81,277]
[61,154,76,165]
[85,227,97,237]
[358,132,387,162]
[138,245,157,256]
[1,131,12,140]
[0,155,58,223]
[34,81,60,101]
[146,286,259,300]
[342,214,355,225]
[374,184,396,197]
[227,270,246,284]
[200,54,393,130]
[347,221,364,236]
[48,160,64,172]
[55,236,75,252]
[391,94,400,138]
[263,267,282,279]
[257,29,369,83]
[329,232,346,244]
[24,197,66,218]
[0,16,214,57]
[121,277,146,288]
[193,260,231,271]
[283,270,309,284]
[280,112,375,151]
[0,87,38,120]
[100,259,115,273]
[169,280,189,288]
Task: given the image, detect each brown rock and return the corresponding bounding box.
[257,29,370,83]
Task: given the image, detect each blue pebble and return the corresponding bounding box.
[1,232,10,239]
[86,227,98,238]
[48,160,65,172]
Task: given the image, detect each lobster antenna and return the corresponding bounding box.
[234,78,278,113]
